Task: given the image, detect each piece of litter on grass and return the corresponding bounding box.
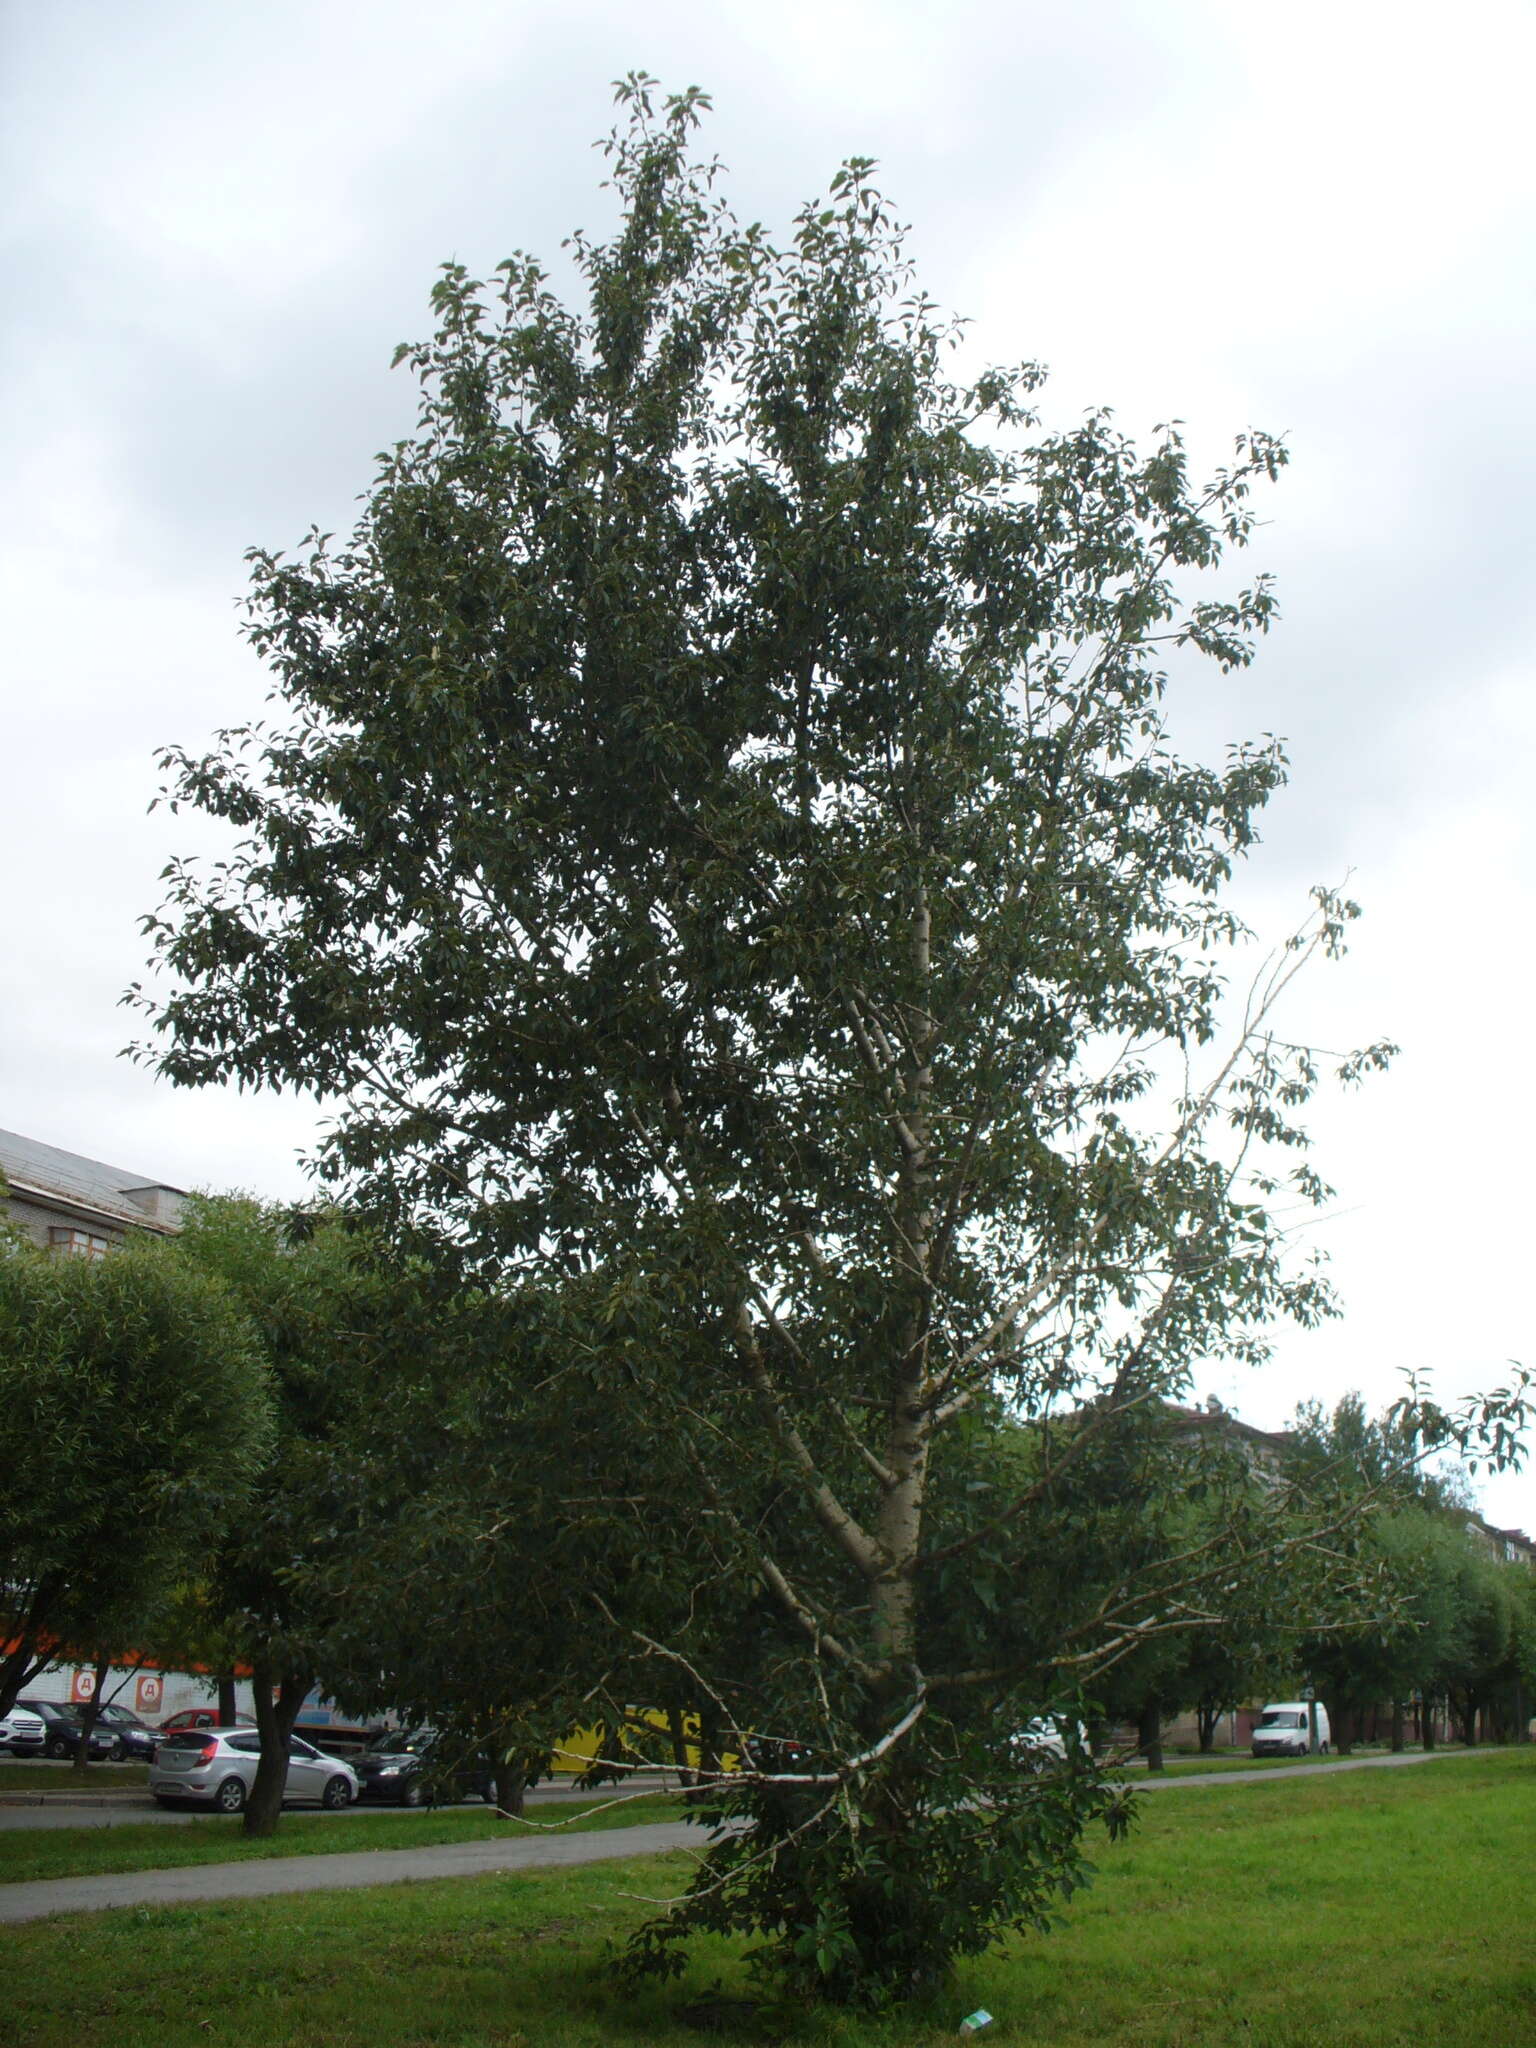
[958,2010,994,2035]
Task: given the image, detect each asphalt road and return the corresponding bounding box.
[0,1779,618,1833]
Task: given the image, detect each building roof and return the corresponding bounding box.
[0,1128,186,1234]
[1162,1400,1293,1457]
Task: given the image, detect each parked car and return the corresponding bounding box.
[157,1709,258,1734]
[17,1699,118,1761]
[1009,1717,1090,1769]
[149,1729,359,1813]
[293,1718,382,1760]
[0,1705,46,1756]
[353,1726,495,1807]
[1250,1701,1331,1757]
[88,1702,160,1760]
[738,1732,818,1776]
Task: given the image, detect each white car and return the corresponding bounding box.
[1010,1717,1090,1768]
[0,1706,46,1756]
[149,1729,359,1813]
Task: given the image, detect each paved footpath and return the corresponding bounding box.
[1132,1748,1497,1791]
[0,1817,708,1926]
[0,1778,623,1833]
[0,1747,1505,1928]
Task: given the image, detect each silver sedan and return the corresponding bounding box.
[149,1729,358,1814]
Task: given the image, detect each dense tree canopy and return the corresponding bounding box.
[0,1230,271,1716]
[168,1195,398,1835]
[131,78,1524,2001]
[307,1271,675,1816]
[1285,1395,1532,1753]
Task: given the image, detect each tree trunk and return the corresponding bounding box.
[0,1575,65,1717]
[1334,1706,1354,1758]
[665,1701,696,1787]
[1138,1699,1164,1774]
[1390,1702,1405,1753]
[244,1662,310,1837]
[218,1673,238,1726]
[1421,1696,1437,1751]
[1196,1704,1220,1753]
[68,1652,112,1778]
[491,1762,525,1816]
[0,1642,49,1719]
[691,1705,723,1804]
[0,1644,31,1720]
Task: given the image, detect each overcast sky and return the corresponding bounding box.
[3,0,1532,1527]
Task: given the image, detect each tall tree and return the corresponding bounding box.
[0,1235,271,1716]
[1437,1543,1519,1745]
[132,79,1522,2000]
[168,1196,393,1836]
[307,1271,614,1818]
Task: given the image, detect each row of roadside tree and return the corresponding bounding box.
[1109,1395,1535,1767]
[5,1199,1530,1832]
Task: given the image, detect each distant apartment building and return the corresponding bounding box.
[0,1127,186,1255]
[1467,1515,1536,1571]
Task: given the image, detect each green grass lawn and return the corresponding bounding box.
[0,1792,686,1884]
[5,1752,1533,2046]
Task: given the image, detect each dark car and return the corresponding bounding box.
[89,1702,160,1760]
[740,1732,817,1775]
[353,1727,496,1807]
[18,1699,118,1761]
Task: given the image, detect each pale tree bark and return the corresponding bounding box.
[870,884,936,1696]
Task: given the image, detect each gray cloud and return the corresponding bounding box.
[3,0,1531,1526]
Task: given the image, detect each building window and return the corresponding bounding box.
[49,1227,110,1258]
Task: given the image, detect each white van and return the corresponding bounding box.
[1250,1701,1330,1757]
